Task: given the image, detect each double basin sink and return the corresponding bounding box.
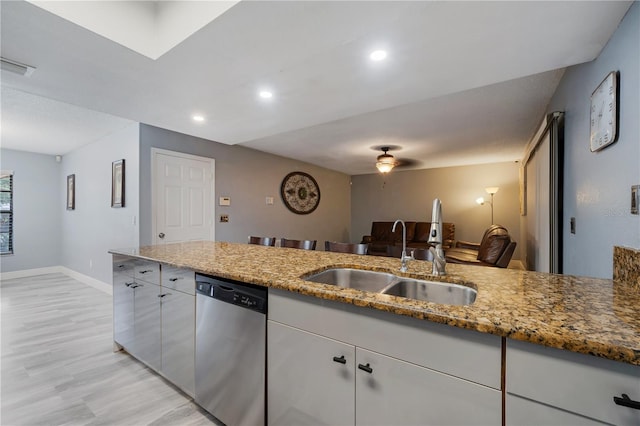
[304,268,476,306]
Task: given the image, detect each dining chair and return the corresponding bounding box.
[324,241,368,255]
[248,236,276,246]
[280,238,317,250]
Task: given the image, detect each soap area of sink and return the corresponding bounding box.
[304,267,477,306]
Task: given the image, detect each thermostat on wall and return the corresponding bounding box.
[219,196,231,206]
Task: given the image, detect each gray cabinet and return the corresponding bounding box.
[506,339,640,426]
[160,285,195,396]
[267,289,502,426]
[112,256,195,396]
[268,321,355,426]
[356,347,500,426]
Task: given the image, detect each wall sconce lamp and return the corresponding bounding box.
[376,147,398,174]
[476,187,499,224]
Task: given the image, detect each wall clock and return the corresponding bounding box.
[280,171,320,214]
[590,70,619,152]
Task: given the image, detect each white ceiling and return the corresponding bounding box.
[0,1,633,174]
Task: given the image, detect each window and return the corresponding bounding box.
[0,171,14,255]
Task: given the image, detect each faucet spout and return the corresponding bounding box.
[427,198,447,276]
[392,219,411,273]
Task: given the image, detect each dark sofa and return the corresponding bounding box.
[361,221,455,257]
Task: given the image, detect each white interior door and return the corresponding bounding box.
[152,149,214,244]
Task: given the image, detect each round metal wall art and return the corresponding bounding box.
[280,171,321,214]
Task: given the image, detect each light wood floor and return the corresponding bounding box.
[1,273,220,426]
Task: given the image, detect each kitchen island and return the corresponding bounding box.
[110,241,640,425]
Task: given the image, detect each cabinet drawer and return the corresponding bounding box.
[269,289,502,389]
[506,394,607,425]
[133,259,160,284]
[113,255,135,277]
[161,265,195,295]
[506,339,640,426]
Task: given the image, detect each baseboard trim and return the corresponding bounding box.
[1,266,112,295]
[59,267,112,295]
[0,266,63,280]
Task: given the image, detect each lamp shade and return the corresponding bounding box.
[485,186,499,195]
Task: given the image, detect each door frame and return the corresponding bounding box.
[151,148,216,245]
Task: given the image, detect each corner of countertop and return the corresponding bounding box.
[613,245,640,290]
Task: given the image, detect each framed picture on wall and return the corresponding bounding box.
[111,159,125,208]
[66,174,75,210]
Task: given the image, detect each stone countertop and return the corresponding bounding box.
[110,241,640,366]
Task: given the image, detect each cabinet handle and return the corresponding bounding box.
[613,394,640,410]
[169,277,181,282]
[158,293,172,298]
[125,282,135,287]
[333,355,346,364]
[358,363,373,374]
[130,284,140,289]
[139,269,152,274]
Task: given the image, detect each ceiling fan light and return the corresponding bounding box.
[375,148,397,173]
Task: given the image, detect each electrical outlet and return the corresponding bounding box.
[632,185,639,215]
[220,214,229,223]
[265,196,274,205]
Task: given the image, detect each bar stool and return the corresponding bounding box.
[280,238,317,250]
[324,241,368,255]
[248,236,276,246]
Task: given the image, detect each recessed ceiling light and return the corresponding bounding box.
[369,50,387,61]
[192,115,205,122]
[259,90,273,99]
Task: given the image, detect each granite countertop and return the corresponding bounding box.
[110,241,640,366]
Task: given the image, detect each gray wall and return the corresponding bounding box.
[139,125,351,247]
[60,123,140,284]
[351,161,521,260]
[0,149,61,272]
[548,3,639,278]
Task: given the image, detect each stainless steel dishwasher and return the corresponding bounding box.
[194,274,267,426]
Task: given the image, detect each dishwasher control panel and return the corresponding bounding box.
[195,274,267,314]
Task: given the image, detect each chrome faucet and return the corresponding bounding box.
[427,198,447,276]
[392,219,412,273]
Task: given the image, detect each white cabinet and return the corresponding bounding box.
[112,256,195,396]
[506,339,640,426]
[267,289,502,426]
[268,321,354,426]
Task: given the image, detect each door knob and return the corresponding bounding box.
[158,232,165,239]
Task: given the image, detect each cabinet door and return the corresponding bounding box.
[133,282,161,371]
[355,348,501,426]
[268,321,355,426]
[161,289,195,396]
[113,273,135,351]
[507,394,607,425]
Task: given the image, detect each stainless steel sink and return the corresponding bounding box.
[304,268,477,306]
[380,279,477,306]
[304,268,397,293]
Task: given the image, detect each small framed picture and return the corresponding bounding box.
[111,159,125,208]
[66,174,75,210]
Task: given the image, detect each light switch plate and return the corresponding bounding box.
[632,185,639,215]
[219,196,231,206]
